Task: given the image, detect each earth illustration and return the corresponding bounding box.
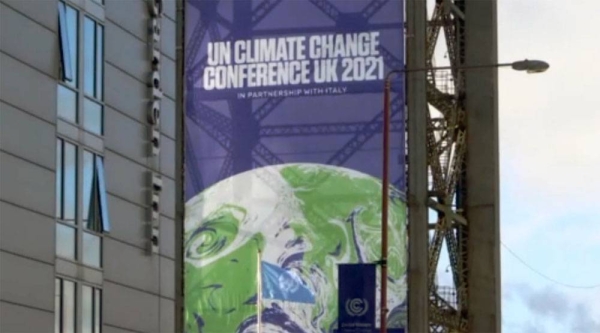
[184,163,407,333]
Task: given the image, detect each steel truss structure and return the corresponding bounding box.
[424,0,497,332]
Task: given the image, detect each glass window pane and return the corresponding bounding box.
[62,280,75,333]
[57,85,77,123]
[58,2,73,83]
[96,25,103,100]
[83,232,101,268]
[56,140,63,219]
[65,4,78,87]
[94,289,101,333]
[82,286,93,333]
[83,151,94,222]
[96,157,110,232]
[84,98,103,135]
[63,142,77,222]
[56,224,76,260]
[55,279,61,333]
[84,18,95,96]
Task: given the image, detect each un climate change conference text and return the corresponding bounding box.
[203,32,384,90]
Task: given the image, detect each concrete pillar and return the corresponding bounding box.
[175,0,185,332]
[406,0,429,332]
[464,0,502,331]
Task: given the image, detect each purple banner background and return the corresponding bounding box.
[185,0,405,200]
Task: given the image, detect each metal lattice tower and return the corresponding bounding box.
[424,0,468,331]
[423,0,500,332]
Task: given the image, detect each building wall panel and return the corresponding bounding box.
[159,256,175,299]
[105,0,147,41]
[0,102,56,170]
[104,238,159,295]
[103,281,159,333]
[0,3,57,77]
[106,194,147,250]
[0,0,57,32]
[160,298,175,333]
[0,301,54,333]
[104,150,147,207]
[105,22,147,83]
[0,202,55,264]
[105,106,148,167]
[161,97,176,140]
[0,53,56,124]
[104,63,147,124]
[0,152,55,217]
[0,251,54,311]
[159,215,176,260]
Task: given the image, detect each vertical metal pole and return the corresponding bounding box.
[257,250,262,333]
[406,0,429,332]
[380,79,392,333]
[464,0,502,331]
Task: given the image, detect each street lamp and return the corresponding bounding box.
[378,59,549,333]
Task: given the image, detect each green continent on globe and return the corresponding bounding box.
[184,164,407,333]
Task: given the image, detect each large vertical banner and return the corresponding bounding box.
[184,1,406,332]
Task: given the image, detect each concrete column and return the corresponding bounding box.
[464,0,502,331]
[406,0,429,332]
[175,0,185,332]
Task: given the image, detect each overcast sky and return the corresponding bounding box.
[497,0,600,332]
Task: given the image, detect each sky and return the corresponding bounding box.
[498,0,600,331]
[435,1,600,332]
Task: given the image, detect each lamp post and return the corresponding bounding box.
[378,59,549,333]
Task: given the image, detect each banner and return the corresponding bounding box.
[338,264,376,333]
[184,1,407,332]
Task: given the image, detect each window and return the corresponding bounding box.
[55,278,76,333]
[58,2,78,123]
[56,281,102,333]
[83,18,103,99]
[82,151,109,268]
[57,3,104,136]
[83,17,104,135]
[56,142,109,266]
[58,2,77,85]
[83,151,110,232]
[82,151,110,267]
[57,139,77,222]
[56,139,77,260]
[82,286,102,333]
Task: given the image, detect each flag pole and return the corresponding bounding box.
[257,249,262,333]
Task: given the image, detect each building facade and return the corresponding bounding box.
[1,0,181,332]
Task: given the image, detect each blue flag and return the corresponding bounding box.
[338,264,376,333]
[261,261,315,304]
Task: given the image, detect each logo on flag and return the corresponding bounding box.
[345,298,369,317]
[261,261,315,304]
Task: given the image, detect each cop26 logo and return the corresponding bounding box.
[345,298,369,317]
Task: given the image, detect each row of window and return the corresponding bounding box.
[56,3,107,332]
[55,278,101,333]
[58,1,104,135]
